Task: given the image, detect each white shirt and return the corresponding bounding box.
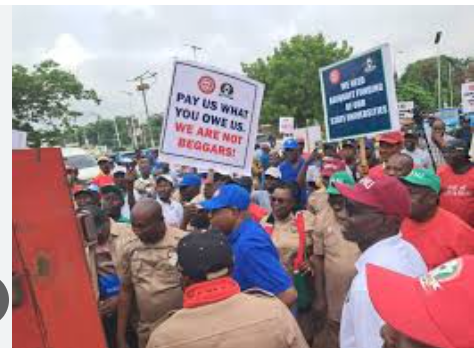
[340,235,427,348]
[402,148,432,170]
[156,197,184,228]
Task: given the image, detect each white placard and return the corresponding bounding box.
[159,61,264,176]
[279,117,295,134]
[398,101,414,119]
[462,82,474,114]
[12,129,27,149]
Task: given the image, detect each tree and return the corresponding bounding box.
[398,56,474,111]
[241,34,353,128]
[12,60,100,146]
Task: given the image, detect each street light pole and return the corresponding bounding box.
[120,91,139,149]
[185,44,203,61]
[435,31,443,111]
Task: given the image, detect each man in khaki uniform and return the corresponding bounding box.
[311,172,360,348]
[147,231,309,348]
[116,199,187,348]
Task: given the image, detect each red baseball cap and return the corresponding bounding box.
[321,157,347,178]
[379,131,404,145]
[367,256,474,348]
[335,176,410,218]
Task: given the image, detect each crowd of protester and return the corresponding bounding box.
[65,116,473,348]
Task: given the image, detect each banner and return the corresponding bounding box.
[320,43,399,141]
[159,61,264,175]
[279,117,295,134]
[462,82,474,114]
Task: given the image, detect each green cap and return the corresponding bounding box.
[326,171,356,195]
[100,185,124,197]
[401,168,441,194]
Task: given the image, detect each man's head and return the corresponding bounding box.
[378,131,404,163]
[335,176,411,249]
[131,199,167,244]
[404,129,419,152]
[113,167,127,190]
[264,167,282,193]
[340,140,357,163]
[327,171,356,223]
[79,205,111,245]
[74,186,98,208]
[200,184,250,235]
[431,119,446,137]
[323,142,339,158]
[283,138,300,163]
[97,156,112,175]
[101,185,125,220]
[178,174,202,203]
[138,158,152,178]
[385,153,414,178]
[368,256,474,348]
[177,231,234,287]
[271,182,298,221]
[235,176,253,194]
[401,169,440,222]
[442,139,470,169]
[269,150,281,167]
[155,175,175,202]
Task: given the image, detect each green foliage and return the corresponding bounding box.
[242,34,353,128]
[398,56,474,111]
[12,60,100,146]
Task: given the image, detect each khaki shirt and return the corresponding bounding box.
[261,211,315,273]
[146,291,310,348]
[313,198,359,322]
[120,226,187,348]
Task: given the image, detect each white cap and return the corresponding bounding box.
[156,174,175,187]
[113,166,127,175]
[264,167,282,179]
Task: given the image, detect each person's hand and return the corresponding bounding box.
[298,260,314,276]
[98,296,119,317]
[183,203,199,218]
[306,149,319,165]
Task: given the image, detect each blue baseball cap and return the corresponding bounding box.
[283,138,299,150]
[178,173,202,188]
[200,184,250,211]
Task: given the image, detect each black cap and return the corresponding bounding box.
[444,139,469,155]
[177,231,233,281]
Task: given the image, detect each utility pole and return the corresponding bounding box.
[128,71,157,148]
[448,62,454,107]
[185,44,203,61]
[113,117,122,149]
[434,31,443,111]
[120,90,139,149]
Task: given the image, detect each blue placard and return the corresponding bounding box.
[320,44,399,141]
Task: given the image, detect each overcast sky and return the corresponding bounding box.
[12,5,474,125]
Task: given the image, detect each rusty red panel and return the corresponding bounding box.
[13,148,107,348]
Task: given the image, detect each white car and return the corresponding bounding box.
[61,148,100,182]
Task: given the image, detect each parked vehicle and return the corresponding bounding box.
[61,148,100,182]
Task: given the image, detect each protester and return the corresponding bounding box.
[400,168,474,270]
[311,172,360,348]
[427,118,455,168]
[269,149,282,168]
[116,199,187,348]
[92,156,115,187]
[102,185,130,224]
[438,139,474,227]
[260,182,315,342]
[113,166,134,220]
[133,158,155,201]
[340,140,358,180]
[155,174,184,228]
[200,184,297,307]
[368,131,404,179]
[455,116,472,145]
[74,185,100,208]
[402,129,432,169]
[146,231,309,348]
[368,256,474,348]
[384,153,414,177]
[251,167,282,211]
[335,176,427,348]
[280,138,307,205]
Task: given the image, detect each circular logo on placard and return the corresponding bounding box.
[220,82,234,98]
[198,76,216,94]
[329,69,341,85]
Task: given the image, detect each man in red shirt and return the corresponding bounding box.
[368,131,404,180]
[91,156,115,187]
[401,168,474,270]
[438,139,474,227]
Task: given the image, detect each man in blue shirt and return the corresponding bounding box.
[279,138,308,207]
[200,184,297,307]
